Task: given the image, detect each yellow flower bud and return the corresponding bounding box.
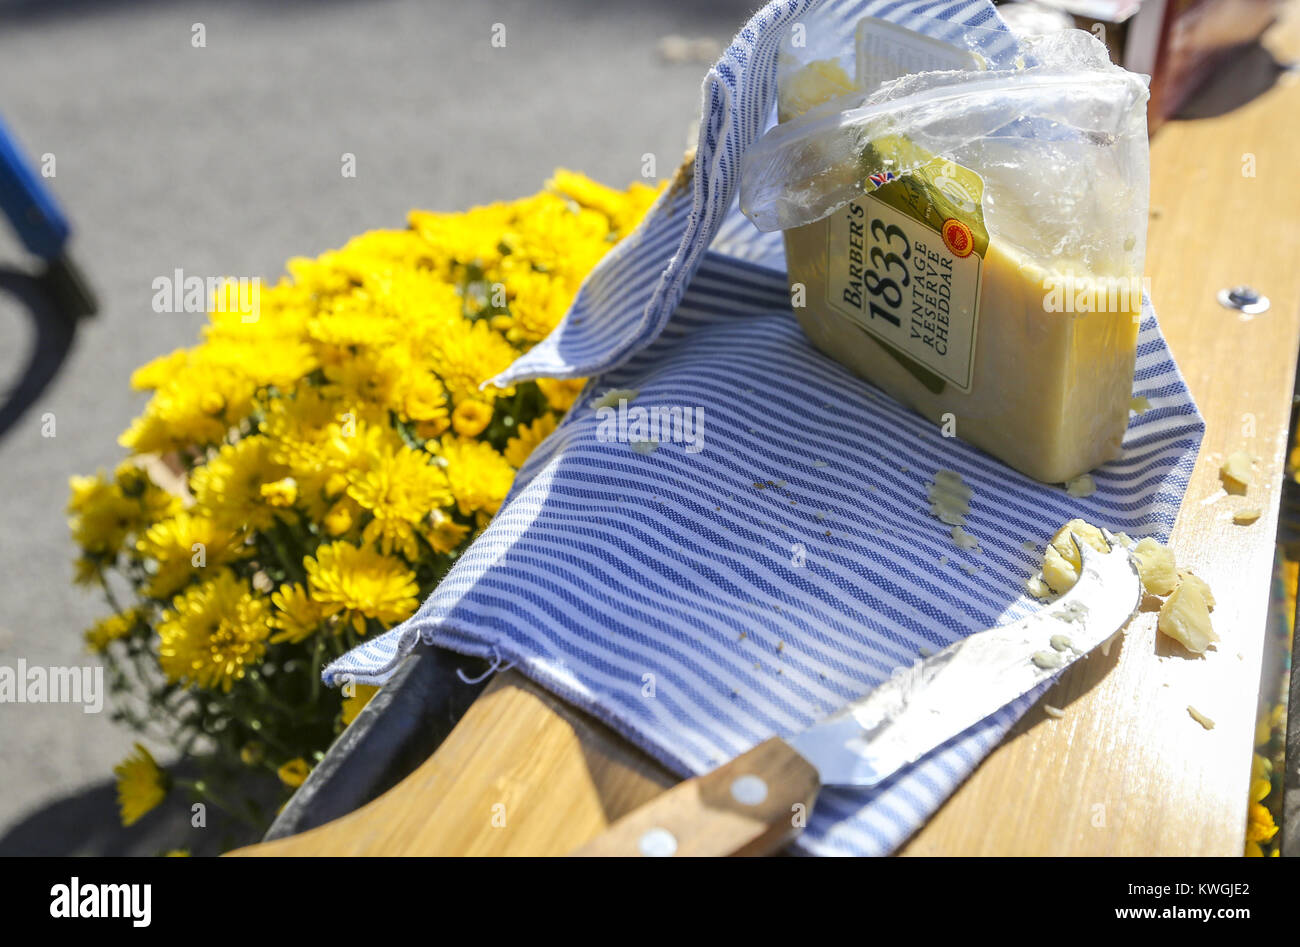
[452,399,493,437]
[324,501,355,536]
[277,758,312,788]
[324,472,349,499]
[200,390,226,416]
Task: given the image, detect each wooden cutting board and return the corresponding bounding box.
[229,670,677,855]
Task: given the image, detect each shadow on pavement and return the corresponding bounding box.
[0,266,78,441]
[0,762,280,856]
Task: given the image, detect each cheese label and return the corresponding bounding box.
[825,145,986,393]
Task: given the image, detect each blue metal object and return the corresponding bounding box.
[0,113,70,260]
[0,114,96,318]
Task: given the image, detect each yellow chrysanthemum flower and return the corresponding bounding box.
[341,684,380,726]
[452,399,494,437]
[346,444,453,560]
[67,472,138,558]
[158,571,270,692]
[323,498,360,538]
[437,435,517,517]
[114,743,167,827]
[1245,802,1279,843]
[112,460,183,529]
[504,413,558,468]
[426,510,472,554]
[85,609,142,653]
[303,541,419,635]
[119,356,257,454]
[500,270,571,343]
[548,168,662,236]
[536,376,586,413]
[398,370,451,429]
[136,512,249,599]
[269,582,326,644]
[260,477,299,508]
[424,317,519,406]
[277,758,312,788]
[190,436,291,532]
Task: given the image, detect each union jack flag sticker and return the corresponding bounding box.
[867,170,895,189]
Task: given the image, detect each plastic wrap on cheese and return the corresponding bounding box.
[740,16,1150,484]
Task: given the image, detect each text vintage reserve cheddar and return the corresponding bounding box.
[826,151,986,393]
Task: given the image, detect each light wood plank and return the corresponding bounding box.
[898,7,1300,856]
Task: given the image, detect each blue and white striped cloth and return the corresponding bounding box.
[324,0,1203,856]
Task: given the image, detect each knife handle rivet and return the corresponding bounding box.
[638,827,678,857]
[730,774,769,806]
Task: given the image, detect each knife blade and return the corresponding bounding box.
[788,530,1142,787]
[573,531,1143,856]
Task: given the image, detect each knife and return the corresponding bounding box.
[572,530,1142,856]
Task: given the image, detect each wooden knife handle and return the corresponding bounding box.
[571,737,821,857]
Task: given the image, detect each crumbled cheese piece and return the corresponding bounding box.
[1043,704,1065,719]
[1065,474,1096,498]
[1032,650,1065,669]
[592,388,639,410]
[1187,705,1216,730]
[777,58,857,121]
[1219,451,1254,495]
[927,470,973,526]
[1177,570,1216,611]
[1233,507,1262,525]
[1132,537,1178,596]
[1026,574,1051,599]
[1021,540,1038,552]
[1049,634,1073,652]
[630,440,658,455]
[951,526,980,551]
[812,460,828,468]
[1129,396,1151,414]
[1158,580,1218,653]
[1041,519,1110,594]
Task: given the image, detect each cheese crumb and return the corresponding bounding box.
[630,439,658,455]
[1129,396,1151,414]
[1043,704,1065,719]
[1159,580,1218,654]
[1026,573,1051,599]
[1187,705,1216,730]
[1065,474,1096,498]
[951,526,980,551]
[1040,519,1110,594]
[1219,451,1254,495]
[1233,507,1262,525]
[1177,570,1216,610]
[927,470,973,526]
[1132,538,1178,596]
[592,388,639,410]
[1031,650,1065,669]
